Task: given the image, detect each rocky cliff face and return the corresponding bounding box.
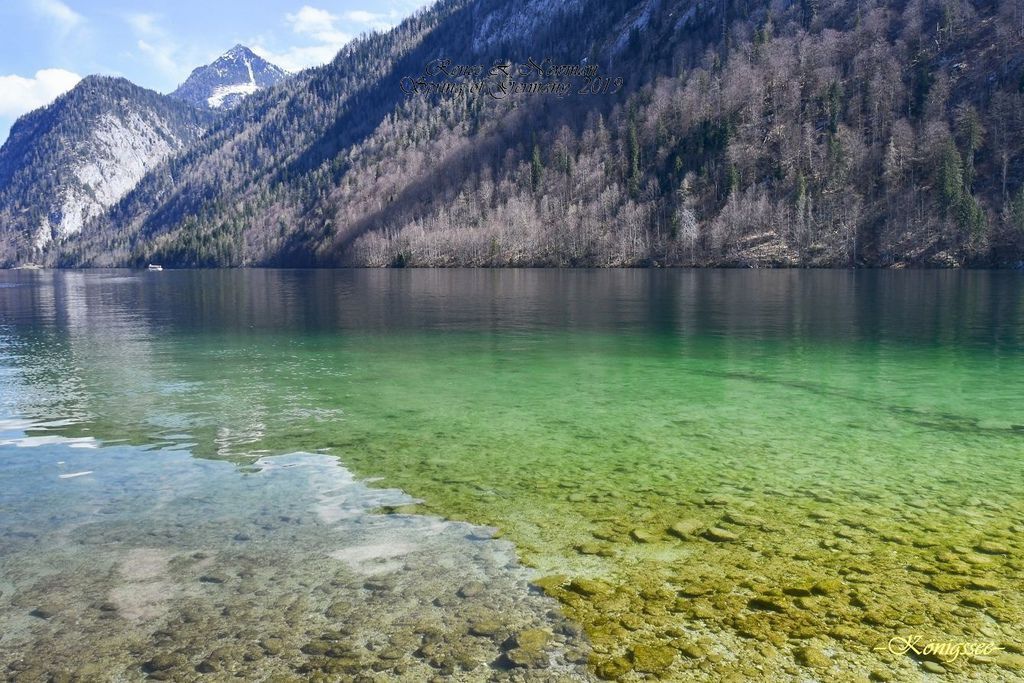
[0,76,216,260]
[170,45,289,110]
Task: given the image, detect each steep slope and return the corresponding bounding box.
[59,0,657,266]
[0,76,216,263]
[170,45,289,110]
[32,0,1024,267]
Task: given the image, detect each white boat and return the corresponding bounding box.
[147,264,163,271]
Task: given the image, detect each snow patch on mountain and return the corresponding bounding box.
[171,45,288,110]
[207,83,259,108]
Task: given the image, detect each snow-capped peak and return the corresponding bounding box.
[170,45,289,110]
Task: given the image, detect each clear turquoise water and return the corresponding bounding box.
[1,269,1022,681]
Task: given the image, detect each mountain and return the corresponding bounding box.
[5,0,1024,268]
[0,76,216,262]
[170,45,289,110]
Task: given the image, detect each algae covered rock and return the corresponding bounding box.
[630,528,656,543]
[630,644,675,674]
[795,646,831,669]
[702,527,739,542]
[667,519,705,539]
[529,574,568,593]
[595,655,633,680]
[748,596,788,612]
[568,578,613,597]
[812,578,844,595]
[504,628,552,668]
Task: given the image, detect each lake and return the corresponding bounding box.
[1,269,1022,681]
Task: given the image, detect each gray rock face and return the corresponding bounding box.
[0,76,215,254]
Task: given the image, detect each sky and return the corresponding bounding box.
[0,0,431,144]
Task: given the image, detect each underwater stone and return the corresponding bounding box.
[993,653,1024,671]
[457,581,485,598]
[702,527,738,542]
[975,541,1010,555]
[812,579,843,595]
[512,628,551,651]
[630,529,656,543]
[324,601,348,618]
[574,543,607,556]
[748,596,788,612]
[529,575,567,593]
[595,655,633,680]
[468,620,502,637]
[925,576,965,593]
[619,614,644,631]
[196,659,220,673]
[199,573,228,584]
[674,642,707,659]
[504,629,551,668]
[795,646,830,668]
[144,654,183,673]
[667,520,705,539]
[568,578,612,597]
[630,644,675,674]
[259,638,285,656]
[722,511,763,527]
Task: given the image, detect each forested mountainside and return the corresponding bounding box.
[4,0,1024,268]
[0,77,216,262]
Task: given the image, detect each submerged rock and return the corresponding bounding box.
[975,541,1011,555]
[667,519,705,539]
[457,581,485,598]
[259,637,285,656]
[143,654,184,673]
[468,619,502,637]
[925,575,965,593]
[568,578,612,598]
[812,578,844,595]
[630,644,675,674]
[198,573,228,584]
[595,655,633,680]
[630,529,656,543]
[504,628,552,668]
[748,596,788,612]
[702,527,739,542]
[795,646,831,668]
[529,575,568,593]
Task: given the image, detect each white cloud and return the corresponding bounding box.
[0,68,82,119]
[137,39,181,79]
[252,3,430,74]
[124,14,200,89]
[34,0,83,32]
[344,10,398,30]
[248,5,353,72]
[126,13,159,36]
[250,44,340,74]
[286,6,349,44]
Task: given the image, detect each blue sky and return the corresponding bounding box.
[0,0,430,143]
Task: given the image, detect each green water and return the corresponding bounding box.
[2,268,1023,681]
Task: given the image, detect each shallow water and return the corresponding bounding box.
[1,269,1023,681]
